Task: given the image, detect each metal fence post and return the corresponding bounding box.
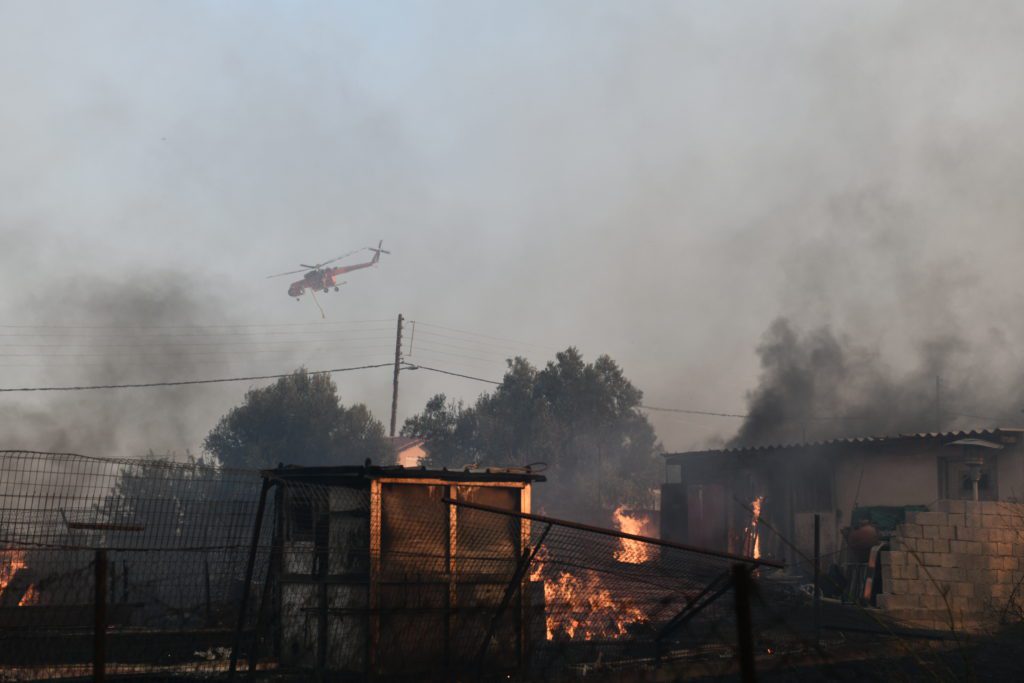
[94,549,108,683]
[813,512,821,646]
[732,563,755,683]
[229,477,272,679]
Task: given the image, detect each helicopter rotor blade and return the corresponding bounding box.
[317,248,366,268]
[267,268,308,279]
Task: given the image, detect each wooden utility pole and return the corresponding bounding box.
[390,314,404,437]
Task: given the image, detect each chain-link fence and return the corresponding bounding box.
[0,450,270,680]
[1,451,1010,681]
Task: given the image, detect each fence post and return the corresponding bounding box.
[813,513,821,646]
[732,563,755,683]
[229,477,272,679]
[94,549,108,683]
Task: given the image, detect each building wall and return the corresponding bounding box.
[833,450,938,527]
[879,500,1024,632]
[996,442,1024,502]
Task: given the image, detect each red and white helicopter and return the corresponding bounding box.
[268,241,389,300]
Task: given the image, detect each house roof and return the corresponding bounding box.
[663,427,1024,464]
[388,436,426,452]
[261,463,545,485]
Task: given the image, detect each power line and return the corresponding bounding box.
[0,319,393,330]
[402,363,501,385]
[0,363,394,393]
[641,405,749,418]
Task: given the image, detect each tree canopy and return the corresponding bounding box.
[402,348,660,522]
[204,370,390,469]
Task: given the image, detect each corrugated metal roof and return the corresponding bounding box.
[662,427,1024,460]
[261,463,545,484]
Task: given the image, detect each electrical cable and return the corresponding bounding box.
[402,363,501,385]
[0,363,393,392]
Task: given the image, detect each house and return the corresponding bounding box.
[389,436,428,467]
[660,428,1024,568]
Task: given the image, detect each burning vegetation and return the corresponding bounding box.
[0,549,39,607]
[527,506,658,641]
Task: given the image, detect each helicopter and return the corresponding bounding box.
[268,241,390,300]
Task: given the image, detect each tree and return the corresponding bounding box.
[204,370,390,469]
[402,349,661,522]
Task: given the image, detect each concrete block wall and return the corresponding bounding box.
[877,500,1024,632]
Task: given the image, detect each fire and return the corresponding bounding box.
[611,505,655,564]
[529,542,649,641]
[745,497,764,559]
[18,583,39,607]
[0,549,27,596]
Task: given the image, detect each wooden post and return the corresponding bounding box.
[94,549,108,683]
[389,314,404,437]
[732,563,755,683]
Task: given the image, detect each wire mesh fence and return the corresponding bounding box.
[0,450,1009,681]
[0,450,270,680]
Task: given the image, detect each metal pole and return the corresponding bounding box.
[813,513,821,646]
[94,549,108,683]
[389,313,404,438]
[229,478,271,679]
[732,563,756,683]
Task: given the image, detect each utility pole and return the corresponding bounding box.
[935,375,942,433]
[390,314,404,438]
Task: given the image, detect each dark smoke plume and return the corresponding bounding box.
[727,317,983,449]
[0,273,240,457]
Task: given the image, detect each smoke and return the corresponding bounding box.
[728,318,969,448]
[0,271,243,457]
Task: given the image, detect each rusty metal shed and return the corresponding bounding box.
[245,464,544,679]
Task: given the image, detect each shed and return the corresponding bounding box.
[258,464,545,678]
[660,428,1024,567]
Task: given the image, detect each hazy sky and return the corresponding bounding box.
[3,1,1024,456]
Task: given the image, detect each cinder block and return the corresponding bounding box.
[893,538,916,552]
[904,562,920,580]
[922,525,941,539]
[913,511,950,526]
[983,515,1006,529]
[883,565,895,583]
[899,523,923,539]
[938,525,957,539]
[953,582,976,598]
[916,539,934,553]
[886,550,907,567]
[932,539,951,554]
[996,542,1013,555]
[964,513,985,529]
[980,501,1003,515]
[951,540,971,554]
[923,552,944,566]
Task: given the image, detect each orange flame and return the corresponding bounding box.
[18,583,39,607]
[0,549,27,596]
[529,538,650,641]
[745,497,764,559]
[611,505,655,564]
